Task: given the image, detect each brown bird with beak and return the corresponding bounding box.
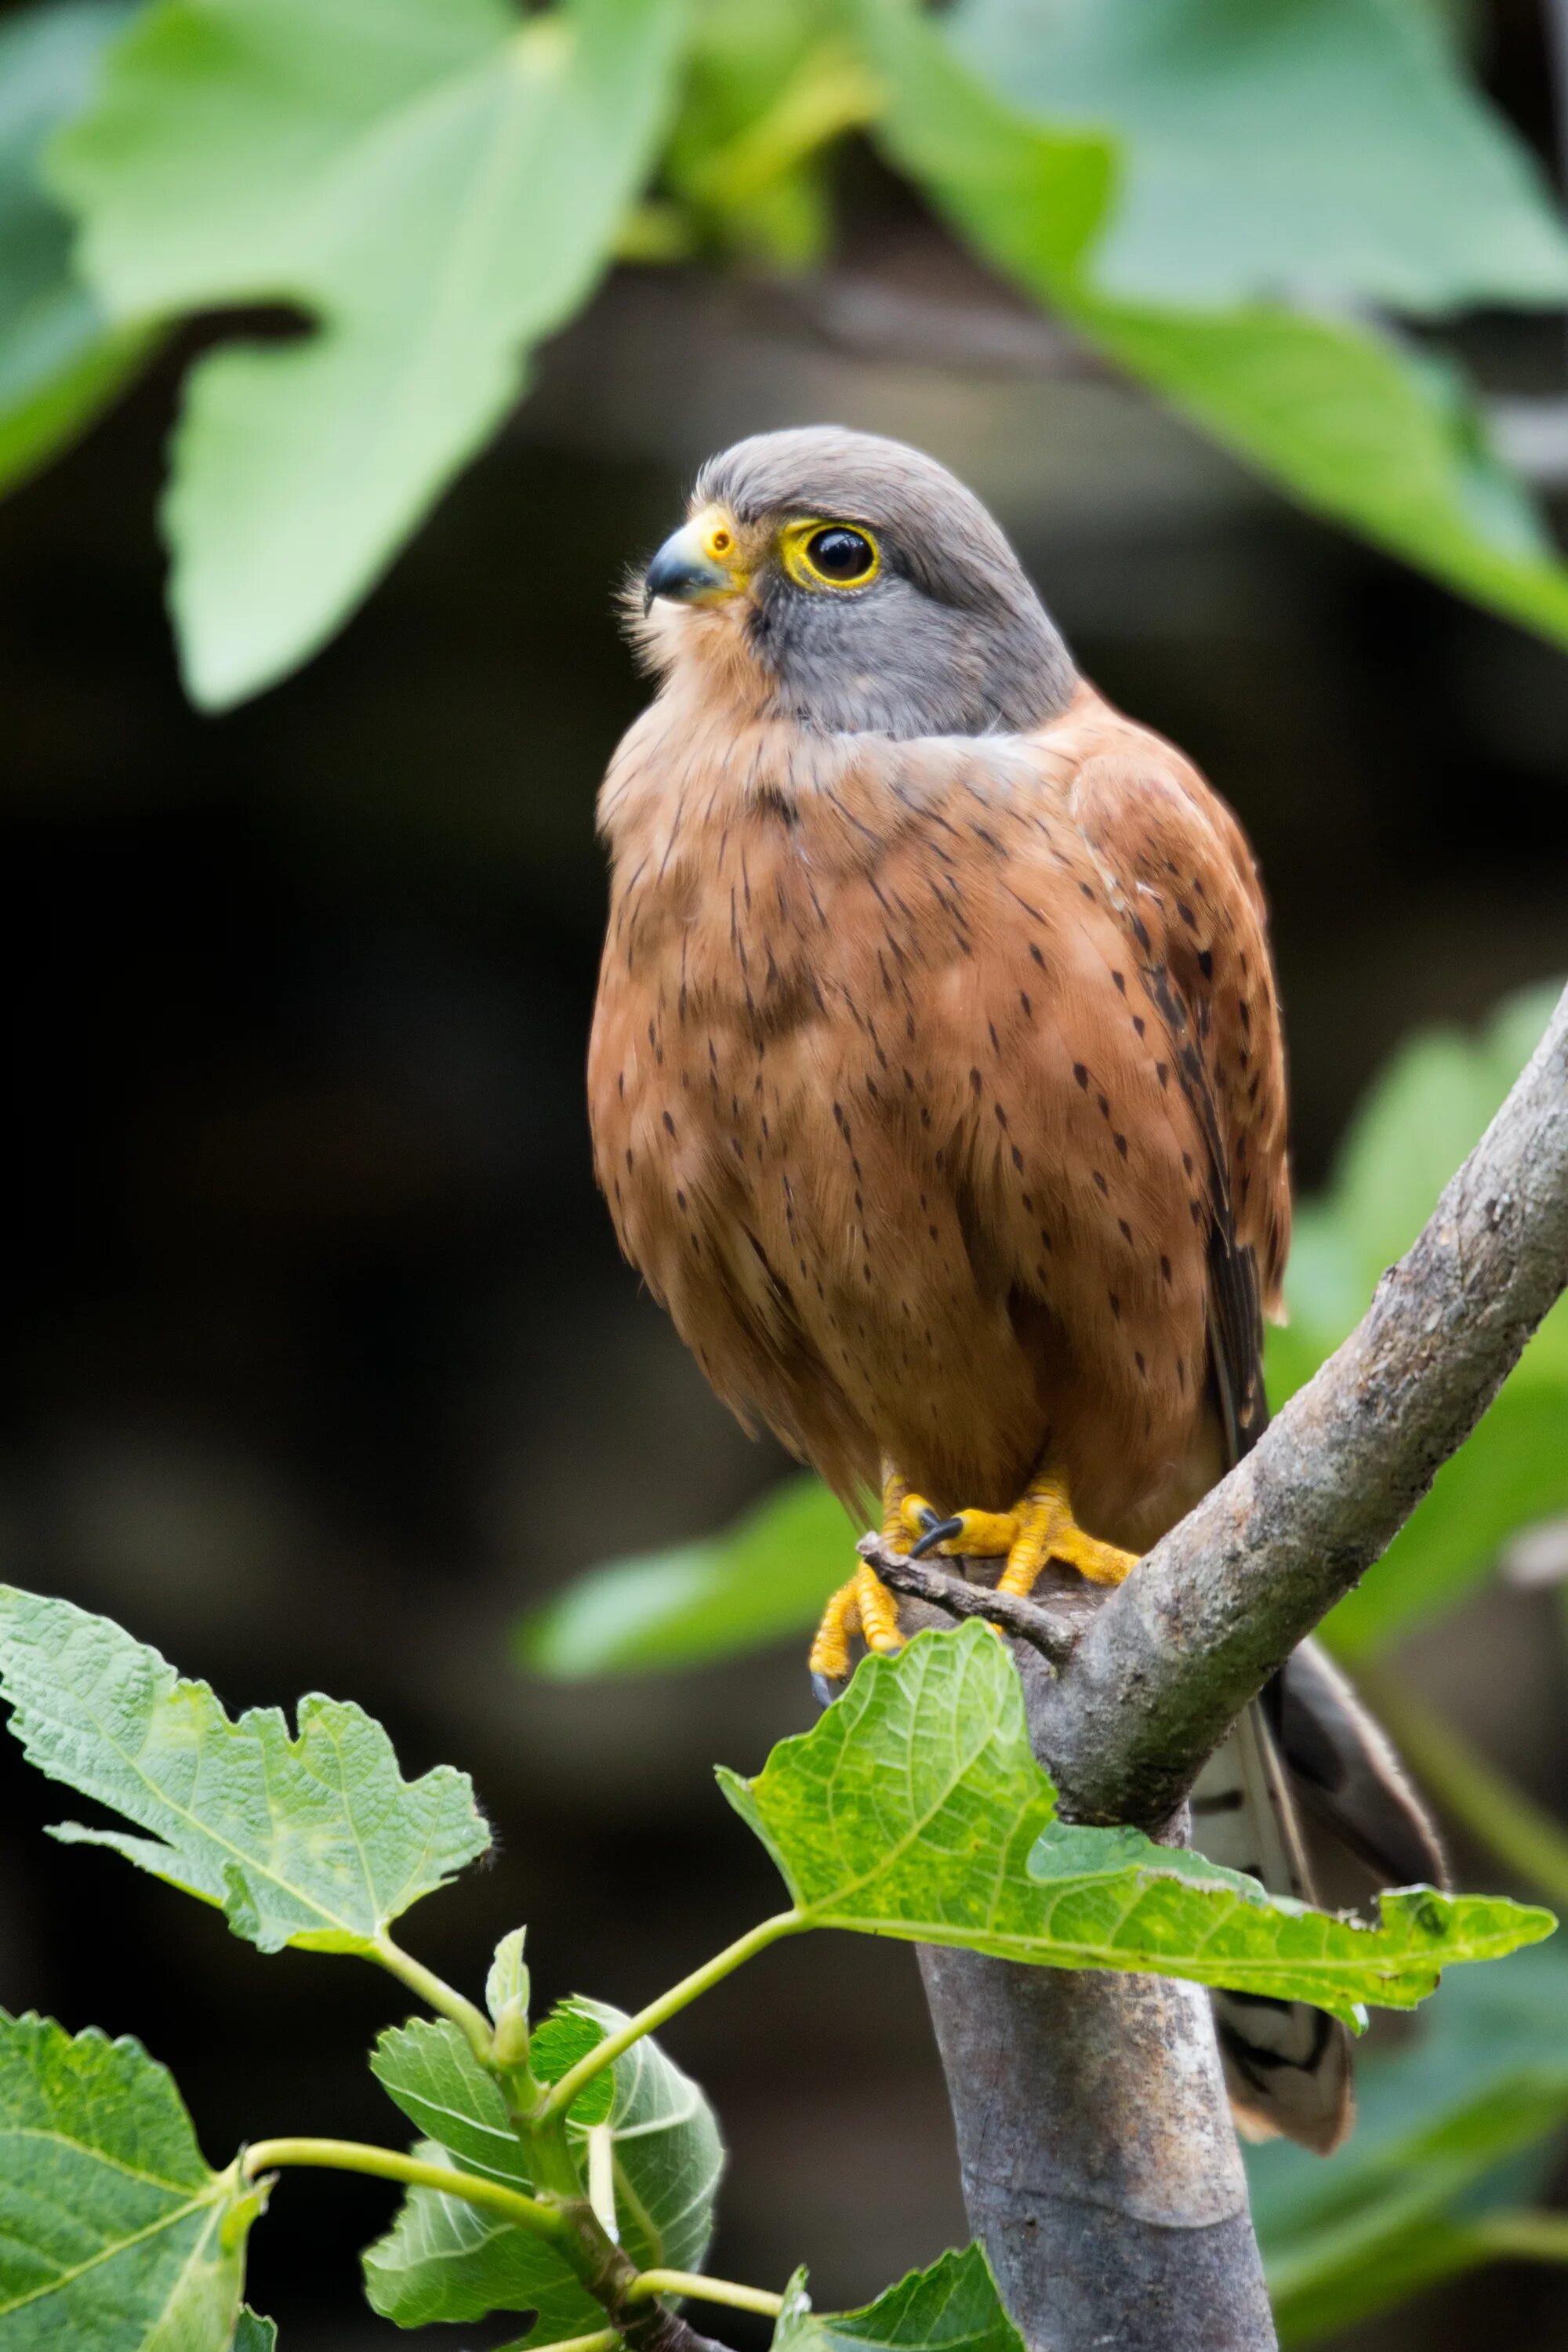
[588,426,1443,2151]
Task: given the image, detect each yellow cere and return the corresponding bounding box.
[691,502,750,589]
[779,517,881,591]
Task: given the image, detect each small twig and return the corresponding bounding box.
[855,1537,1084,1667]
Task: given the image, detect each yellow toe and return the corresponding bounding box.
[855,1560,904,1654]
[808,1577,861,1682]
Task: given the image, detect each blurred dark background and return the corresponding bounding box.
[2,222,1568,2345]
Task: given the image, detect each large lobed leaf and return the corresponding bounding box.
[720,1625,1552,2019]
[363,1992,723,2334]
[772,2245,1024,2352]
[53,0,684,707]
[950,0,1568,313]
[0,2009,256,2348]
[0,0,151,496]
[1250,1943,1568,2343]
[855,0,1568,659]
[0,1584,491,1955]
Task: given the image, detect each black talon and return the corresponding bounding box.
[909,1515,965,1561]
[811,1670,847,1710]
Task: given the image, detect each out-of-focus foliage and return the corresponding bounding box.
[521,1474,846,1676]
[949,0,1568,310]
[858,0,1568,658]
[1274,982,1568,1659]
[52,0,684,707]
[1250,1944,1568,2343]
[0,0,147,492]
[522,985,1568,1679]
[3,0,1568,696]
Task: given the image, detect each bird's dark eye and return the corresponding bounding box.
[782,520,882,590]
[806,527,877,583]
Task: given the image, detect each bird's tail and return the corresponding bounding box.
[1191,1640,1448,2156]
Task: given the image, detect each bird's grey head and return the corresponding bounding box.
[635,426,1076,737]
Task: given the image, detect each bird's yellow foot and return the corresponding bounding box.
[808,1472,914,1704]
[902,1472,1136,1596]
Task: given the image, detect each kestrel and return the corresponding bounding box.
[588,428,1442,2151]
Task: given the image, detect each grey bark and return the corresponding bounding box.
[900,983,1568,2352]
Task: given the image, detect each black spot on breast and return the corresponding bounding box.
[662,1111,677,1137]
[1074,1063,1090,1090]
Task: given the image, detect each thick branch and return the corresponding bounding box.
[1037,982,1568,1829]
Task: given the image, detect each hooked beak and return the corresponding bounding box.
[641,512,744,613]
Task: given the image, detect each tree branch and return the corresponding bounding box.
[1036,979,1568,1829]
[913,982,1568,2352]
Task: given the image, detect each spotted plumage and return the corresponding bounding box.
[587,428,1441,2154]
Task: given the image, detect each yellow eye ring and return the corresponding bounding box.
[779,517,880,592]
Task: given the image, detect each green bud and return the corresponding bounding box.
[485,1926,530,2027]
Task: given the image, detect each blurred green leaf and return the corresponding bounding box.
[232,2314,277,2352]
[364,2001,722,2334]
[1266,982,1568,1657]
[771,2246,1025,2352]
[519,1475,848,1677]
[857,0,1568,655]
[1250,1944,1568,2343]
[0,0,150,495]
[0,2009,253,2349]
[949,0,1568,310]
[53,0,683,707]
[666,0,877,267]
[0,1584,492,1955]
[720,1624,1552,2016]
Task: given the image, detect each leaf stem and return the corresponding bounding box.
[1354,1662,1568,1912]
[542,2335,622,2352]
[626,2270,786,2317]
[536,1910,806,2120]
[371,1931,495,2063]
[242,2136,563,2237]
